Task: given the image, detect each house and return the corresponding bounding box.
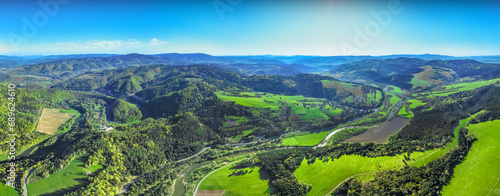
[99,124,114,131]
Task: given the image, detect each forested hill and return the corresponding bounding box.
[325,57,500,90]
[52,64,382,104]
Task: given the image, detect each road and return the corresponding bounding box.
[116,147,209,195]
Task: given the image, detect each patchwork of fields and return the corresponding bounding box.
[215,91,343,126]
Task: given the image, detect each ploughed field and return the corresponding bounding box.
[344,117,409,143]
[35,108,78,134]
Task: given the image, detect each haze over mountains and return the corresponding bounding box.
[2,53,500,92]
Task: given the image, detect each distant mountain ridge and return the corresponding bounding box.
[3,53,500,80]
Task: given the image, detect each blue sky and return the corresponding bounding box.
[0,0,499,56]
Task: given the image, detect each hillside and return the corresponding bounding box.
[326,58,500,90]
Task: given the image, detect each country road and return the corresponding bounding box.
[116,147,210,195]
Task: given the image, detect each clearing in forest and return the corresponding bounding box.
[35,108,78,134]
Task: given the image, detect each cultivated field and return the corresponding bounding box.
[407,99,426,109]
[441,119,500,195]
[344,117,409,143]
[421,77,500,98]
[35,108,78,134]
[198,166,271,195]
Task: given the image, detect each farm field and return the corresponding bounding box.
[294,149,438,196]
[441,119,500,196]
[397,103,412,118]
[197,165,271,195]
[35,108,79,134]
[407,99,426,109]
[27,155,103,196]
[343,117,409,143]
[282,131,331,146]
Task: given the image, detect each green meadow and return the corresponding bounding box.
[388,92,402,106]
[231,128,256,142]
[198,166,271,195]
[407,99,426,109]
[27,155,103,196]
[0,183,18,196]
[282,131,331,146]
[389,85,405,94]
[294,150,438,196]
[441,119,500,196]
[397,103,412,118]
[410,77,432,89]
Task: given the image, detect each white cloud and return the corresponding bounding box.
[149,38,169,46]
[4,38,170,55]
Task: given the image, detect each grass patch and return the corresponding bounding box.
[198,166,271,195]
[0,183,19,195]
[387,92,402,106]
[231,128,256,142]
[282,131,332,146]
[27,155,103,196]
[397,103,412,118]
[441,119,500,196]
[410,77,432,89]
[407,99,426,109]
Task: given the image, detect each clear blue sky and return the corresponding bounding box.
[0,0,499,56]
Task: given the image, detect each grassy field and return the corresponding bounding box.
[407,99,426,109]
[424,77,500,98]
[294,149,438,196]
[35,108,78,134]
[441,119,500,196]
[282,131,331,146]
[389,85,405,94]
[27,155,103,196]
[387,92,402,106]
[410,77,432,89]
[198,165,271,195]
[0,183,19,196]
[397,103,412,118]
